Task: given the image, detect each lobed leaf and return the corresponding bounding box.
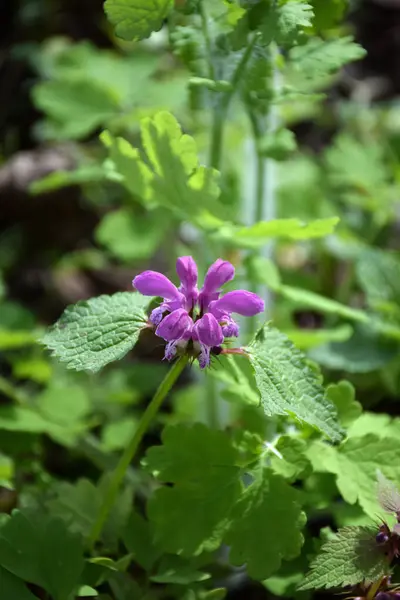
[0,510,84,600]
[146,424,242,555]
[42,292,149,373]
[225,469,306,580]
[104,0,173,41]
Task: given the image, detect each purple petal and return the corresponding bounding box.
[193,313,224,347]
[220,315,240,338]
[198,345,211,369]
[133,271,182,301]
[155,309,193,342]
[176,256,198,290]
[150,306,165,326]
[164,341,178,361]
[202,259,235,293]
[211,290,265,317]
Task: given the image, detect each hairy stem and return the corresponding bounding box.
[88,355,189,547]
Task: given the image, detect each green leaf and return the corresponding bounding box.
[287,36,365,89]
[32,80,119,139]
[103,112,223,222]
[151,555,210,584]
[356,249,400,310]
[100,132,154,206]
[122,510,161,570]
[325,380,362,427]
[48,478,132,546]
[247,324,344,442]
[146,423,241,555]
[325,134,388,195]
[102,418,138,452]
[258,128,297,160]
[284,325,353,350]
[104,0,173,41]
[42,292,149,373]
[77,586,98,597]
[278,285,369,322]
[270,437,312,482]
[0,329,38,350]
[30,164,105,195]
[13,358,52,383]
[0,510,84,600]
[37,385,90,425]
[225,469,305,580]
[216,217,339,248]
[299,527,389,590]
[307,434,400,518]
[0,566,37,600]
[263,1,314,46]
[96,208,165,262]
[309,327,398,373]
[311,0,347,31]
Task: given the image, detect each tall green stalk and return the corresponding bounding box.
[88,354,189,547]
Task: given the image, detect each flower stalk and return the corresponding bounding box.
[88,354,189,547]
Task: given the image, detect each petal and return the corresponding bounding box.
[198,345,211,369]
[133,271,182,301]
[164,341,178,361]
[176,256,198,290]
[193,313,224,347]
[211,290,265,317]
[220,315,240,338]
[150,306,165,326]
[155,309,193,342]
[202,259,235,293]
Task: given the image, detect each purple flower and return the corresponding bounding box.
[133,257,264,368]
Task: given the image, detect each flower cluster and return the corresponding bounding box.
[133,257,264,368]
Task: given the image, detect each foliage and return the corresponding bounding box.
[1,0,400,598]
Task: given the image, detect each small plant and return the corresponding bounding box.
[1,1,400,599]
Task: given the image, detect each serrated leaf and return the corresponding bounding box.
[146,423,241,555]
[0,510,84,600]
[299,527,389,590]
[104,0,173,41]
[247,324,344,442]
[225,469,305,580]
[0,566,37,600]
[42,292,149,373]
[263,1,314,45]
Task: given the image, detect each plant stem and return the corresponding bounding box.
[88,355,189,548]
[208,32,259,170]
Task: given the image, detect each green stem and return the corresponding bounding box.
[248,110,265,224]
[88,355,189,548]
[199,0,215,81]
[208,32,259,170]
